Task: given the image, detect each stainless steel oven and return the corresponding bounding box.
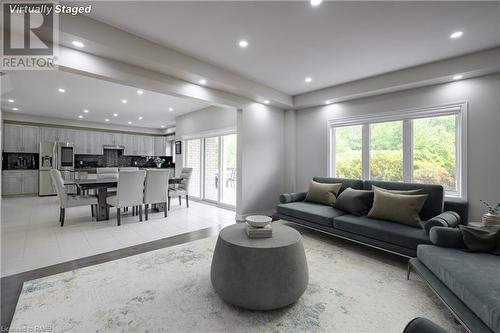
[56,142,74,170]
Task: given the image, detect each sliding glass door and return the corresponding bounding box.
[204,137,220,202]
[184,133,237,207]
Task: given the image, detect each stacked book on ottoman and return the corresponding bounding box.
[245,215,273,238]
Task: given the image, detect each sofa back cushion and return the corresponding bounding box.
[313,177,364,194]
[364,180,444,221]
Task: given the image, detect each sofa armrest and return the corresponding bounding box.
[279,192,307,204]
[429,227,466,248]
[421,211,461,233]
[444,198,468,225]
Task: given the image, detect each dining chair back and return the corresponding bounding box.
[119,167,139,171]
[144,169,170,219]
[116,170,146,208]
[50,169,98,226]
[168,167,193,210]
[50,169,68,207]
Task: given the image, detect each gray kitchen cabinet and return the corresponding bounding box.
[142,136,154,156]
[58,128,75,143]
[2,171,23,195]
[2,124,39,153]
[22,126,40,153]
[154,137,172,156]
[22,171,38,194]
[2,170,38,195]
[123,134,137,155]
[74,130,102,155]
[74,130,87,154]
[40,127,59,142]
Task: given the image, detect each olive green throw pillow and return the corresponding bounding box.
[372,185,423,195]
[305,181,342,206]
[367,187,428,228]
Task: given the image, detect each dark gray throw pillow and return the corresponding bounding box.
[335,187,374,216]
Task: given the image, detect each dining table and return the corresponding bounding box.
[65,176,184,221]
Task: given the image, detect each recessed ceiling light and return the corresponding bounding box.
[168,107,174,112]
[105,118,110,122]
[325,100,332,105]
[310,0,322,7]
[161,125,165,128]
[450,31,463,39]
[58,88,65,93]
[78,115,83,119]
[238,40,248,48]
[305,77,312,83]
[264,100,270,104]
[137,90,143,95]
[453,75,463,80]
[7,99,14,103]
[83,109,89,113]
[12,107,19,111]
[121,99,127,104]
[72,40,84,48]
[199,79,207,85]
[113,113,118,117]
[128,121,132,125]
[138,116,143,120]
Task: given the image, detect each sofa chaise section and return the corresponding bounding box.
[410,245,500,333]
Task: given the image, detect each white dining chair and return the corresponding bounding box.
[50,169,98,227]
[143,169,170,220]
[168,167,193,210]
[96,167,119,178]
[106,170,146,226]
[119,167,139,171]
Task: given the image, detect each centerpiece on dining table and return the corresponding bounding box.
[153,157,165,168]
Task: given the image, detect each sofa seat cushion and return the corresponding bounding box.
[333,215,431,249]
[418,245,500,332]
[276,202,347,227]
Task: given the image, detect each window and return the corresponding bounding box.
[369,121,403,182]
[329,103,466,197]
[413,115,457,192]
[333,125,362,178]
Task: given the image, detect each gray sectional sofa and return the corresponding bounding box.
[410,240,499,333]
[273,177,468,257]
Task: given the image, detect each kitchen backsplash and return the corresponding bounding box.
[75,149,173,169]
[2,153,39,170]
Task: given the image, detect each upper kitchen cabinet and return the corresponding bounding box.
[123,134,153,156]
[154,137,172,156]
[40,127,75,143]
[74,130,103,155]
[3,124,40,153]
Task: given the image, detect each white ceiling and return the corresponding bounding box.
[82,1,500,95]
[1,70,210,129]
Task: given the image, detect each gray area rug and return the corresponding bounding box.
[10,223,464,333]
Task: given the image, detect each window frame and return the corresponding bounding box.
[327,102,468,199]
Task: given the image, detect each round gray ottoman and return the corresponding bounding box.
[210,223,309,310]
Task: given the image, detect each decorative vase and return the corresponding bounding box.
[155,162,163,168]
[482,213,500,226]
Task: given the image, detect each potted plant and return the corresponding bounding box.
[480,200,500,226]
[153,157,165,168]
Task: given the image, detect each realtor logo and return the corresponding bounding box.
[2,2,58,70]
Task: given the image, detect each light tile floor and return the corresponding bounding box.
[1,195,235,277]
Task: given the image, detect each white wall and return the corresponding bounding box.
[294,73,500,221]
[236,103,285,219]
[174,105,237,175]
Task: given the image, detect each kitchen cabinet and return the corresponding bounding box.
[58,129,75,143]
[2,170,38,195]
[3,124,40,153]
[40,127,59,142]
[123,135,153,156]
[154,137,172,156]
[74,131,103,155]
[141,136,154,156]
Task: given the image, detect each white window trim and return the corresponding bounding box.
[327,101,468,199]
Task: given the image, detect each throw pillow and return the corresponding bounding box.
[420,211,461,233]
[367,187,428,228]
[335,187,374,216]
[372,185,423,195]
[305,181,342,206]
